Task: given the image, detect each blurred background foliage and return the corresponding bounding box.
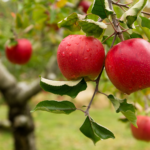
[0,0,150,149]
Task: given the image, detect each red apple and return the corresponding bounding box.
[5,39,32,65]
[78,0,91,13]
[105,38,150,94]
[130,116,150,142]
[57,35,105,80]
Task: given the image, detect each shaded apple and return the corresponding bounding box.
[130,115,150,142]
[78,0,91,13]
[105,38,150,94]
[5,39,32,65]
[57,35,105,81]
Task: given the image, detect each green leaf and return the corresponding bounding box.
[58,13,85,31]
[91,0,113,19]
[136,16,150,41]
[92,120,115,140]
[86,14,99,21]
[79,19,107,38]
[107,95,137,127]
[31,100,76,114]
[80,117,115,144]
[130,32,143,38]
[120,0,148,28]
[32,4,47,24]
[107,94,121,111]
[50,8,57,23]
[140,16,150,29]
[117,100,137,127]
[40,77,87,98]
[80,117,100,144]
[15,13,23,28]
[7,38,18,48]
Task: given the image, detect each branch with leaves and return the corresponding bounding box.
[31,0,150,144]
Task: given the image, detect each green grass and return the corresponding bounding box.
[0,105,150,150]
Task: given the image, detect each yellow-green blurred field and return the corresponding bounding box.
[0,93,150,150]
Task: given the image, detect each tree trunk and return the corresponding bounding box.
[0,57,59,150]
[8,104,36,150]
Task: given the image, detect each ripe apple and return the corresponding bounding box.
[57,35,105,80]
[5,39,32,65]
[130,116,150,142]
[78,0,91,13]
[105,38,150,94]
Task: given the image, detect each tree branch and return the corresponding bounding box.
[112,1,150,16]
[108,0,124,41]
[0,60,16,90]
[16,56,59,103]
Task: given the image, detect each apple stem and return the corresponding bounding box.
[85,66,104,116]
[11,28,18,40]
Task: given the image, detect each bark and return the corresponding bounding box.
[0,56,59,150]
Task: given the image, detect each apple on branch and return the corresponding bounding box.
[5,39,32,65]
[105,38,150,94]
[57,35,105,81]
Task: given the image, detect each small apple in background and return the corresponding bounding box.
[78,0,91,13]
[105,38,150,94]
[5,39,32,65]
[130,116,150,142]
[57,35,105,81]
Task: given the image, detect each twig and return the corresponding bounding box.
[108,0,124,41]
[119,25,130,35]
[112,1,150,16]
[102,32,115,43]
[110,33,117,48]
[85,66,104,116]
[76,108,85,113]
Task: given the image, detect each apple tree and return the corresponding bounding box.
[31,0,150,144]
[0,0,150,149]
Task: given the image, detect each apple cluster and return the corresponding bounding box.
[57,35,150,95]
[57,35,150,142]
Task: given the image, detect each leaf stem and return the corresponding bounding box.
[76,108,86,113]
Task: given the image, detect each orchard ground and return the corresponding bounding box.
[0,83,150,150]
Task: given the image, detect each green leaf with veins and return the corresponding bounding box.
[130,32,143,38]
[31,100,76,114]
[80,116,115,144]
[40,77,87,98]
[79,19,107,38]
[58,13,85,31]
[120,0,148,28]
[91,0,113,19]
[16,13,23,28]
[58,12,107,38]
[107,95,137,127]
[136,16,150,41]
